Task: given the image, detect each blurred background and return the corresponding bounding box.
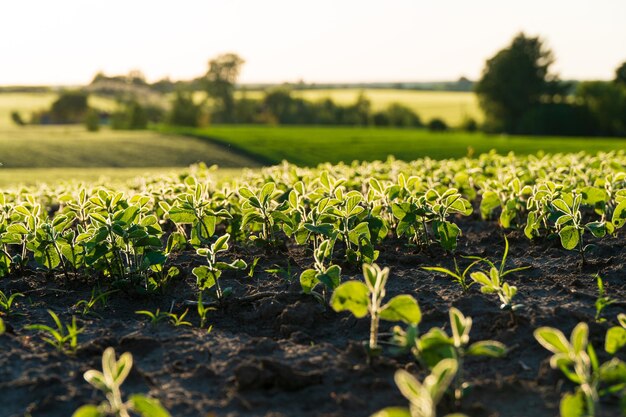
[1,0,625,185]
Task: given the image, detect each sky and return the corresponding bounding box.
[1,0,625,86]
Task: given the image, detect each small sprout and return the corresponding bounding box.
[594,275,615,323]
[74,287,118,318]
[196,292,216,330]
[468,236,528,312]
[0,290,24,316]
[26,310,83,354]
[422,257,483,292]
[168,309,192,327]
[135,309,170,327]
[73,347,170,417]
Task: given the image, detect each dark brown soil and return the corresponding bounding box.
[1,218,625,417]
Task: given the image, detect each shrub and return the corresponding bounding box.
[428,118,448,132]
[84,109,100,132]
[10,111,25,126]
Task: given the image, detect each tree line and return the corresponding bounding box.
[11,33,626,137]
[476,33,626,137]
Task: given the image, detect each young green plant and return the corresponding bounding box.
[331,263,421,354]
[371,358,466,417]
[26,310,83,354]
[73,347,170,417]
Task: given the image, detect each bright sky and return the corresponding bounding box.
[1,0,625,85]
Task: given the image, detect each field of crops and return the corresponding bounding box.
[0,151,625,417]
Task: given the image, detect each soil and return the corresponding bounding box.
[1,215,625,417]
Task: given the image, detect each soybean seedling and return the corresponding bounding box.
[371,359,466,417]
[26,310,83,354]
[413,307,507,402]
[534,322,626,417]
[73,347,170,417]
[192,234,247,300]
[331,263,421,355]
[469,236,529,313]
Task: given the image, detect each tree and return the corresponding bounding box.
[577,81,626,136]
[475,33,561,133]
[168,92,203,127]
[50,91,89,123]
[615,61,626,86]
[203,53,245,123]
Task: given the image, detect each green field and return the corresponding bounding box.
[0,125,258,169]
[175,125,626,166]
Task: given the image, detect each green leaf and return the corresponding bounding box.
[330,281,370,319]
[585,221,606,238]
[299,269,318,294]
[534,327,570,354]
[612,200,626,229]
[470,271,493,288]
[434,221,460,251]
[559,226,579,250]
[317,264,341,290]
[605,326,626,354]
[559,391,586,417]
[192,266,217,290]
[466,340,507,357]
[425,358,459,403]
[370,407,412,417]
[479,191,500,219]
[570,322,588,354]
[380,295,422,325]
[72,405,102,417]
[130,395,171,417]
[212,234,230,253]
[168,207,196,224]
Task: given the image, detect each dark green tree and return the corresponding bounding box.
[50,91,89,123]
[615,61,626,86]
[168,92,202,127]
[203,53,245,123]
[475,33,561,132]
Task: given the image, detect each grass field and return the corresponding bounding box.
[176,125,626,166]
[238,89,483,126]
[0,92,117,128]
[0,125,258,169]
